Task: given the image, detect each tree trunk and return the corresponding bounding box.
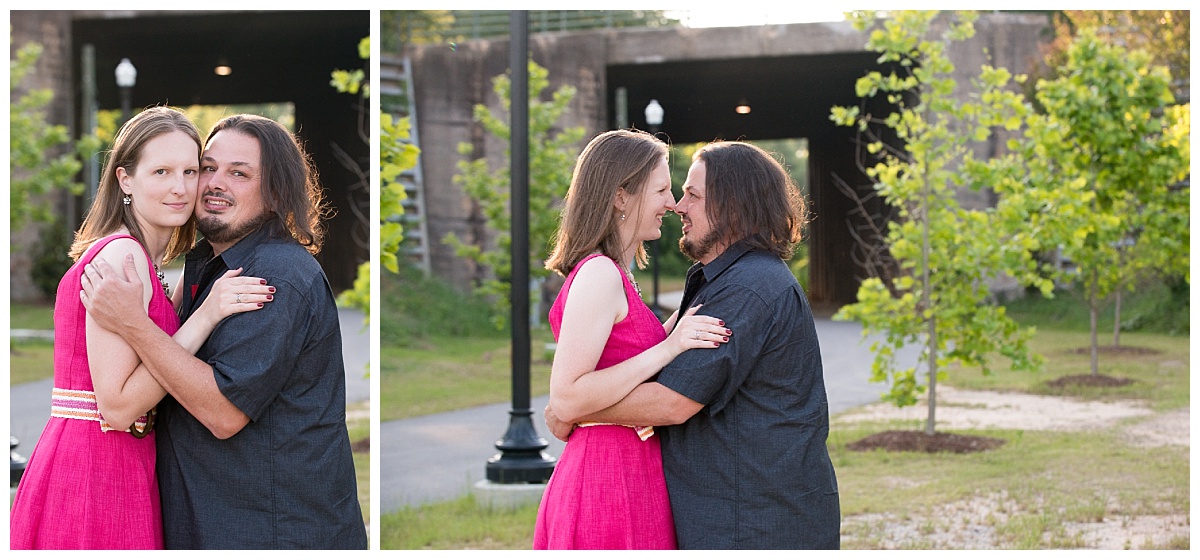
[1113,290,1122,348]
[1089,270,1100,376]
[922,159,936,437]
[926,317,938,436]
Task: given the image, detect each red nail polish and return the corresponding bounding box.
[266,295,273,301]
[268,287,275,293]
[722,336,728,342]
[257,303,263,308]
[260,279,267,285]
[719,320,725,326]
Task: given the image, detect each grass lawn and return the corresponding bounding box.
[10,303,56,386]
[946,329,1191,411]
[10,302,55,331]
[9,340,55,385]
[346,399,371,527]
[379,326,1189,549]
[379,327,556,422]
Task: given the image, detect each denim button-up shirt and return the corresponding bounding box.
[658,239,841,549]
[156,225,366,549]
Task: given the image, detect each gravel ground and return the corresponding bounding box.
[835,387,1190,549]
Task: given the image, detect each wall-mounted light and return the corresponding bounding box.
[735,98,751,115]
[214,58,232,76]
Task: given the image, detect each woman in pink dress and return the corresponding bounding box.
[9,106,274,549]
[533,129,731,549]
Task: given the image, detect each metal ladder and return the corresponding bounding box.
[379,54,431,275]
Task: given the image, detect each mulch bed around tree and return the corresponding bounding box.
[846,431,1006,454]
[1046,374,1135,388]
[351,437,370,453]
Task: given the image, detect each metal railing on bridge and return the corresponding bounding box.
[403,10,679,43]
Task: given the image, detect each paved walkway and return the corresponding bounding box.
[9,306,370,464]
[378,291,914,512]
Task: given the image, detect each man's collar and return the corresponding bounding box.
[190,224,273,266]
[695,237,757,282]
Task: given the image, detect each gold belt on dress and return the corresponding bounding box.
[50,387,154,436]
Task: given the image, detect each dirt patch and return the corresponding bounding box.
[834,385,1152,431]
[843,491,1191,549]
[843,491,1018,549]
[1122,408,1190,448]
[1064,514,1190,549]
[847,430,1006,453]
[351,436,370,453]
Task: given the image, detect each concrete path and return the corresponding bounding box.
[9,306,370,463]
[379,290,915,512]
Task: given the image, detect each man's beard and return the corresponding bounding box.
[198,211,271,245]
[679,227,722,262]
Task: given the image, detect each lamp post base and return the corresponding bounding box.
[485,409,556,484]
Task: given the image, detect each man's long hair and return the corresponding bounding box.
[206,114,328,254]
[545,129,669,277]
[694,141,807,259]
[69,106,201,264]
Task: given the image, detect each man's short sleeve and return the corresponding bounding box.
[203,277,312,421]
[657,281,773,415]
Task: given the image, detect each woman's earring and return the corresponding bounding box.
[123,195,132,205]
[620,214,626,221]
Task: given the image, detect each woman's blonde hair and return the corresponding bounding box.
[68,106,201,264]
[545,129,669,277]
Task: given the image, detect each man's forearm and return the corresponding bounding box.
[120,314,250,439]
[577,382,702,427]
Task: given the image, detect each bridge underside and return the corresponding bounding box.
[69,11,369,292]
[608,51,897,307]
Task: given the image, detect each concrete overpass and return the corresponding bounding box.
[10,10,369,298]
[403,13,1051,307]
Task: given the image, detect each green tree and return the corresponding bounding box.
[443,60,585,329]
[10,39,101,235]
[329,36,408,335]
[379,113,419,275]
[831,11,1046,434]
[1012,30,1188,372]
[1047,11,1189,99]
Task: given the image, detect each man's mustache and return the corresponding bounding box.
[202,191,234,204]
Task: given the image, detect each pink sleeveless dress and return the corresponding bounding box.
[10,234,178,549]
[533,254,677,549]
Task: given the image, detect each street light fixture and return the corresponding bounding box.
[644,99,665,319]
[644,99,663,131]
[115,58,137,124]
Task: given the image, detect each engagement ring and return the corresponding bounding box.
[236,293,243,304]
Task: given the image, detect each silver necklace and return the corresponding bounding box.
[621,265,641,297]
[153,264,169,296]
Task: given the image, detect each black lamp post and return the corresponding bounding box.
[485,10,557,484]
[115,58,136,124]
[11,436,27,488]
[644,100,665,319]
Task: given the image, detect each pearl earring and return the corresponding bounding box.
[620,214,626,221]
[123,195,131,205]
